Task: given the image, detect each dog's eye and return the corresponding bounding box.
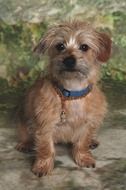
[79,44,89,52]
[56,43,65,51]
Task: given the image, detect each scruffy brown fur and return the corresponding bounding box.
[16,20,111,177]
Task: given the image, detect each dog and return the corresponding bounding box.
[16,20,111,177]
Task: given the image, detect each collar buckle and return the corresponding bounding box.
[62,89,70,97]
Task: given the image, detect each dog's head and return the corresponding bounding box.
[34,20,111,82]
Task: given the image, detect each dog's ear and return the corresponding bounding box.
[33,27,56,54]
[97,32,112,62]
[33,37,48,54]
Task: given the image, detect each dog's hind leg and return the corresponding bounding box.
[89,139,99,150]
[15,122,34,153]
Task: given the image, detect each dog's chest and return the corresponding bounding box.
[58,99,86,126]
[67,100,84,116]
[54,99,87,143]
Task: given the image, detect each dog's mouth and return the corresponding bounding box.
[61,67,89,76]
[63,68,77,72]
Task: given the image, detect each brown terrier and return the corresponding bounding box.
[16,20,111,177]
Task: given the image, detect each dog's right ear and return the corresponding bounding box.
[33,26,60,54]
[33,37,47,54]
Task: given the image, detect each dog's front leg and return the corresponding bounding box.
[72,124,98,168]
[32,126,55,177]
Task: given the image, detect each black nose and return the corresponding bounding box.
[63,56,76,69]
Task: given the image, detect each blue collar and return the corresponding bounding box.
[53,81,93,99]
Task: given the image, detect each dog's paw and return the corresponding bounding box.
[15,142,33,153]
[32,157,54,177]
[89,139,99,150]
[73,150,96,168]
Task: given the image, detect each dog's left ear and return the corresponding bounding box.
[97,32,112,62]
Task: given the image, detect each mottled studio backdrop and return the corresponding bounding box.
[0,0,126,87]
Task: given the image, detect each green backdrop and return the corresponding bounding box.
[0,0,126,86]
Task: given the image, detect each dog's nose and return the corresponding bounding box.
[63,56,76,69]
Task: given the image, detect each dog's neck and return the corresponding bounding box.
[56,78,90,91]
